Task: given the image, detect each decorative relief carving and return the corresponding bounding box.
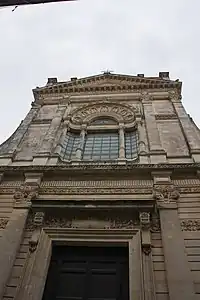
[140,91,153,102]
[29,212,45,252]
[181,219,200,231]
[155,114,177,120]
[14,183,38,204]
[153,184,180,203]
[70,102,137,125]
[40,187,152,195]
[27,216,139,230]
[168,90,182,101]
[0,218,8,229]
[139,212,151,230]
[151,216,161,232]
[108,218,139,229]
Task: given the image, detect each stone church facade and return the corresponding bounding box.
[0,72,200,300]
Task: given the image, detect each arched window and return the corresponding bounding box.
[83,132,119,160]
[61,132,80,160]
[62,129,138,161]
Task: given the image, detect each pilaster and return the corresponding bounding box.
[142,95,166,163]
[172,100,200,161]
[0,173,43,300]
[38,105,66,155]
[140,212,156,300]
[152,172,195,300]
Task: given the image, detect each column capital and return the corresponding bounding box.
[118,123,125,129]
[153,184,179,209]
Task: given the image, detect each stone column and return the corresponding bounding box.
[153,177,195,300]
[16,212,47,300]
[0,173,43,300]
[76,127,86,160]
[172,96,200,162]
[118,124,125,159]
[140,212,156,300]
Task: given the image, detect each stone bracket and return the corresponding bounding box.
[139,212,151,255]
[29,212,45,253]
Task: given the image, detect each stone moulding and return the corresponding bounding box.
[1,186,200,195]
[39,187,153,195]
[181,219,200,231]
[0,163,200,172]
[155,114,177,120]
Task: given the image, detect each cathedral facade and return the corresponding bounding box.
[0,72,199,300]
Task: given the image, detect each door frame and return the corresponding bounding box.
[17,228,144,300]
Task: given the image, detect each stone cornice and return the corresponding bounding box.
[33,73,181,101]
[0,162,199,173]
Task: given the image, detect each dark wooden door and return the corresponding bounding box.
[42,245,129,300]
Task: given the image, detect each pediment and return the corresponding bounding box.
[33,72,181,99]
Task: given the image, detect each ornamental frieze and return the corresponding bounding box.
[181,219,200,231]
[40,187,153,195]
[1,186,200,195]
[27,216,139,231]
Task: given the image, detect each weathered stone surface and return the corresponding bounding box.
[157,120,189,156]
[1,73,200,300]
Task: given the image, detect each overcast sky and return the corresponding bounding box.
[0,0,200,144]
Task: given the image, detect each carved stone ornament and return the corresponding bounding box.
[151,216,161,232]
[168,90,182,101]
[29,212,45,253]
[0,218,8,229]
[139,212,151,230]
[181,219,200,231]
[153,184,180,203]
[142,245,152,256]
[140,91,153,102]
[27,216,139,230]
[14,183,38,203]
[40,187,152,195]
[70,102,137,125]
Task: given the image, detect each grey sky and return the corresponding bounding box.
[0,0,200,144]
